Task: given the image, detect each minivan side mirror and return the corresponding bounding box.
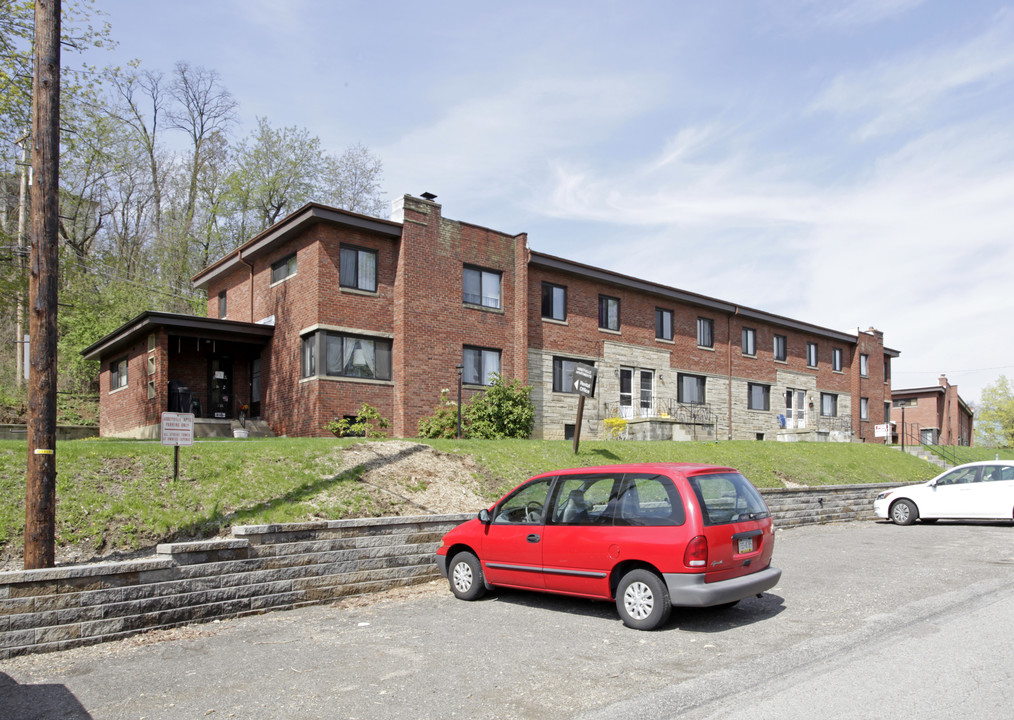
[478,508,491,524]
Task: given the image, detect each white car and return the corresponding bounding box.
[874,461,1014,525]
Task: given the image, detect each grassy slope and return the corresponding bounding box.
[2,437,995,564]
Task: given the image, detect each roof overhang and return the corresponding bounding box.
[81,311,275,361]
[530,251,859,344]
[192,203,402,291]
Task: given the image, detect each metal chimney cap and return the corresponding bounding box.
[420,192,437,201]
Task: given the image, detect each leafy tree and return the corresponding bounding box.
[464,374,535,440]
[976,375,1014,448]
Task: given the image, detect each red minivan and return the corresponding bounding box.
[436,463,781,630]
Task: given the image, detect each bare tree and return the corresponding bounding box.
[322,142,386,217]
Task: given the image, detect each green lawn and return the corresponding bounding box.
[0,437,943,566]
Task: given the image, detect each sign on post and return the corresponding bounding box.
[161,412,194,480]
[874,423,889,438]
[571,364,597,453]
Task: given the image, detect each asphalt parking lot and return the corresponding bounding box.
[2,520,1013,720]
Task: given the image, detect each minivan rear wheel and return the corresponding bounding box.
[616,569,671,630]
[448,551,486,601]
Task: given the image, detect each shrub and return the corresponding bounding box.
[325,403,390,438]
[464,374,535,440]
[417,390,465,439]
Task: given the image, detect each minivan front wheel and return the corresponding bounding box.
[448,551,486,601]
[616,569,671,630]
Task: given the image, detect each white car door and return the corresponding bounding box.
[975,464,1014,519]
[917,466,981,519]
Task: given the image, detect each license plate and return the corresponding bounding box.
[738,537,754,554]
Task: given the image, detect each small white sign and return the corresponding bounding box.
[161,412,195,446]
[874,423,890,438]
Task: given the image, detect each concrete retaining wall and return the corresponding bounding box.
[0,484,900,659]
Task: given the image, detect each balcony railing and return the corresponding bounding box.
[604,398,715,425]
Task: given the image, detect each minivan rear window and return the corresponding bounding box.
[687,472,770,526]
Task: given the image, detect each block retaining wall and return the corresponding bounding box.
[0,484,904,659]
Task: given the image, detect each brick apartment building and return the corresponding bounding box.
[83,194,899,443]
[891,375,973,447]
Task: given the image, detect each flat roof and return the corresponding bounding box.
[81,311,274,361]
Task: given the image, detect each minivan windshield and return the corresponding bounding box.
[687,472,770,526]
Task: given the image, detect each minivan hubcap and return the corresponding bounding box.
[624,581,654,619]
[452,562,473,592]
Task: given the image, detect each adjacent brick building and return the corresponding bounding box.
[84,195,899,443]
[891,375,973,447]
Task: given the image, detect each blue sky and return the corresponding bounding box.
[83,0,1014,405]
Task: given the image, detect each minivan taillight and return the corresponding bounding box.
[684,535,708,568]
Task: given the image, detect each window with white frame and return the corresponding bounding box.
[742,327,756,356]
[821,392,838,417]
[832,347,843,372]
[271,253,297,283]
[541,282,566,321]
[748,383,770,411]
[463,265,502,309]
[678,373,706,404]
[774,335,787,362]
[655,308,673,341]
[463,346,501,386]
[598,295,620,331]
[807,342,818,368]
[340,245,378,292]
[110,356,128,391]
[697,317,714,348]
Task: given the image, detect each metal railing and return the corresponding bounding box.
[604,398,715,425]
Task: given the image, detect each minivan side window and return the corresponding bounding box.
[492,479,552,525]
[687,472,769,526]
[614,474,687,526]
[550,474,622,525]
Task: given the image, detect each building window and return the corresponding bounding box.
[147,355,156,376]
[553,357,587,393]
[147,380,156,400]
[832,348,843,372]
[218,291,227,318]
[147,333,156,352]
[541,282,567,321]
[820,393,838,417]
[463,346,501,386]
[774,335,787,362]
[748,383,770,411]
[110,356,128,391]
[678,374,706,405]
[324,333,392,380]
[340,245,378,292]
[301,335,316,378]
[742,327,756,356]
[860,397,869,420]
[271,253,297,284]
[697,317,714,348]
[463,265,501,309]
[893,398,918,408]
[655,308,673,341]
[598,295,620,331]
[860,354,869,377]
[806,342,818,368]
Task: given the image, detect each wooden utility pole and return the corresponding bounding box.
[25,0,61,570]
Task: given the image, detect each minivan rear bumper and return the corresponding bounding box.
[662,566,782,607]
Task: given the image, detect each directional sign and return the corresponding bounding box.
[572,363,597,398]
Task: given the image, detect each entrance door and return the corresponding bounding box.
[786,390,806,429]
[209,355,233,419]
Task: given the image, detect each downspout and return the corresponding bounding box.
[238,250,254,322]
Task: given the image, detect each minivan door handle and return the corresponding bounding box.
[527,534,541,543]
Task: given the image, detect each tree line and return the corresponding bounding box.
[0,2,386,399]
